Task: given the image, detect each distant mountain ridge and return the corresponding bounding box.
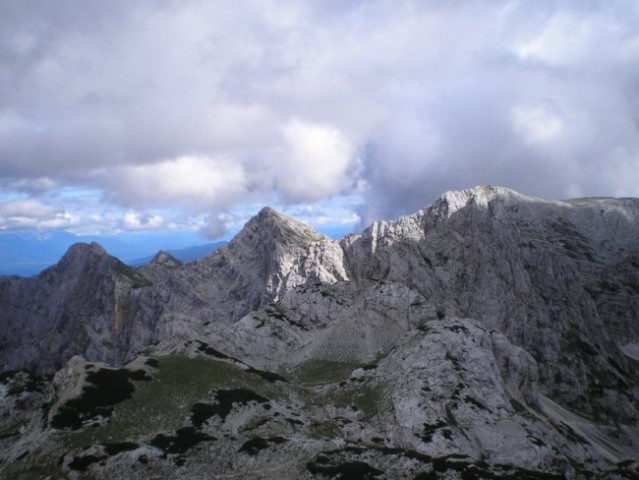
[1,186,638,479]
[0,230,78,275]
[0,230,220,276]
[128,241,228,266]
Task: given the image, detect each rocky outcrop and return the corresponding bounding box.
[0,243,156,372]
[1,186,638,479]
[179,206,349,322]
[343,186,639,423]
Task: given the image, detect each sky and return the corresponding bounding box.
[1,0,639,241]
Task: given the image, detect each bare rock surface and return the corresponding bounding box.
[0,207,347,373]
[1,186,638,479]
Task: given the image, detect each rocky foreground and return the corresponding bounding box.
[1,186,638,479]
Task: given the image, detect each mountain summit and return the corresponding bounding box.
[217,205,347,307]
[1,187,638,479]
[237,206,328,245]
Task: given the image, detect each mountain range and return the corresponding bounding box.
[1,186,638,479]
[127,242,228,266]
[0,230,226,276]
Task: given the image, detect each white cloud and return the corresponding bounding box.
[515,14,591,65]
[278,119,355,202]
[104,155,249,212]
[0,199,55,218]
[511,104,564,144]
[0,199,80,230]
[39,211,81,229]
[199,212,234,239]
[120,211,164,231]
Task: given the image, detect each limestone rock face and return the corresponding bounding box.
[0,242,155,372]
[343,186,639,423]
[0,208,348,372]
[1,186,639,479]
[181,206,349,323]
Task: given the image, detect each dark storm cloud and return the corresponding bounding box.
[0,0,638,232]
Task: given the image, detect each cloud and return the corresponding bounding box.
[0,199,55,218]
[120,211,164,231]
[0,0,638,232]
[199,212,235,239]
[0,199,80,230]
[511,104,564,145]
[347,1,639,223]
[4,177,58,194]
[102,155,250,212]
[278,119,356,202]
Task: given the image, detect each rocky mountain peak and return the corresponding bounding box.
[60,241,107,261]
[230,207,327,251]
[433,185,528,217]
[207,207,348,314]
[52,242,111,275]
[350,186,536,257]
[150,250,182,268]
[139,206,352,327]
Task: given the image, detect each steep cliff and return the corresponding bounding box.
[0,243,154,371]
